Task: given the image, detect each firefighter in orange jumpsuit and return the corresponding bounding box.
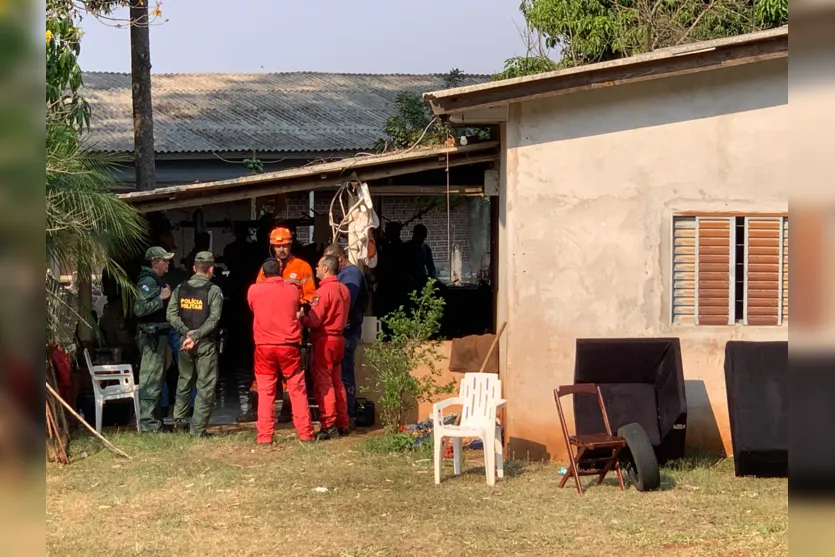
[299,254,351,440]
[255,227,315,303]
[248,227,316,421]
[247,258,315,443]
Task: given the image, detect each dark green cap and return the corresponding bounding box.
[145,246,175,261]
[194,251,215,264]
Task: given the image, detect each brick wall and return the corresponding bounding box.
[376,196,471,265]
[282,192,474,267]
[167,193,480,272]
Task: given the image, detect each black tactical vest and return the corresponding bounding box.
[177,282,213,337]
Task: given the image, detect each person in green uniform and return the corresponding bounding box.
[158,230,188,415]
[135,246,175,432]
[166,251,224,438]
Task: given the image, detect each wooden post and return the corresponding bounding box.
[77,275,94,350]
[452,322,507,427]
[130,0,156,192]
[479,321,506,374]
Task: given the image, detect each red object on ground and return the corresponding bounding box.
[49,345,73,403]
[311,335,349,430]
[254,345,314,443]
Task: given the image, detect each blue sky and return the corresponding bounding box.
[79,0,530,74]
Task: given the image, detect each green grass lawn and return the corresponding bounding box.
[46,427,787,557]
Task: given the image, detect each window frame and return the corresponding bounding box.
[670,212,788,327]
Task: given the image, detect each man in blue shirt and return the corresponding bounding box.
[323,244,367,421]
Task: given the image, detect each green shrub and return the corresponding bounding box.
[363,432,435,455]
[361,280,456,433]
[363,432,417,454]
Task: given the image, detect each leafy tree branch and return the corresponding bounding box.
[376,69,492,151]
[493,0,788,80]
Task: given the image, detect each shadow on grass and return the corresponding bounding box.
[659,471,678,490]
[663,449,725,472]
[567,468,678,492]
[503,459,525,478]
[64,424,259,463]
[459,457,526,479]
[587,448,727,492]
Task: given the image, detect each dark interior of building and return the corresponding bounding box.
[86,187,498,427]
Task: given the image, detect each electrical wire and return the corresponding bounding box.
[211,151,288,166]
[328,182,367,254]
[399,117,439,156]
[446,150,451,280]
[326,115,443,252]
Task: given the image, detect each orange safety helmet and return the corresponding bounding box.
[269,226,293,246]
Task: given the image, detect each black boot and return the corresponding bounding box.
[316,426,338,441]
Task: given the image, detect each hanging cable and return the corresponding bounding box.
[446,150,451,280]
[326,116,446,257]
[328,180,370,254]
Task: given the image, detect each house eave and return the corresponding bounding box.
[424,27,788,117]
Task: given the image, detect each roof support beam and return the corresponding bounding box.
[128,152,497,212]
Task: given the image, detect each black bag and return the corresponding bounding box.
[354,398,376,428]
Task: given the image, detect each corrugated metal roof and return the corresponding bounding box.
[82,72,490,154]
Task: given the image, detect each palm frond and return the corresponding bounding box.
[45,116,147,346]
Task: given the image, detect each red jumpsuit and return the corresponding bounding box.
[300,275,351,430]
[250,255,315,393]
[247,276,314,443]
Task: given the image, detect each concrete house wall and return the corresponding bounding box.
[498,58,788,462]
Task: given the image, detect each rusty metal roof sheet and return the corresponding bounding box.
[82,72,490,154]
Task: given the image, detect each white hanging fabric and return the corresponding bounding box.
[329,179,379,268]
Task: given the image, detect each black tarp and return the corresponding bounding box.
[572,338,687,463]
[724,340,788,478]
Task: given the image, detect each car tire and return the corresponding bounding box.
[617,422,661,492]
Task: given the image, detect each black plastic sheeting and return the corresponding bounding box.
[572,338,687,464]
[724,341,788,478]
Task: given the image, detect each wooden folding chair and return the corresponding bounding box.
[553,384,626,496]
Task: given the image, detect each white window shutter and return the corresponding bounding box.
[672,217,696,325]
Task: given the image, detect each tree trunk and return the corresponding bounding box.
[129,1,155,192]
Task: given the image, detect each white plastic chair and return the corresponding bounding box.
[433,372,506,486]
[83,349,141,434]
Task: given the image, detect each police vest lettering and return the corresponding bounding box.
[180,297,204,310]
[177,281,213,335]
